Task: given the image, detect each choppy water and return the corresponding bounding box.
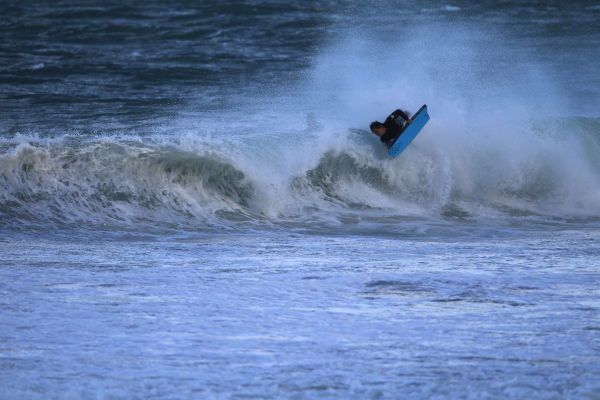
[1,1,599,398]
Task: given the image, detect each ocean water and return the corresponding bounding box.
[1,1,599,398]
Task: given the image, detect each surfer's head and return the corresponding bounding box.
[370,121,386,136]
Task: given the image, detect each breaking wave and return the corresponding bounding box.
[1,117,598,232]
[2,23,599,232]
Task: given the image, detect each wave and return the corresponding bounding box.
[0,138,255,229]
[2,23,599,232]
[1,117,599,232]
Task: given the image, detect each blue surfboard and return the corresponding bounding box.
[388,104,430,158]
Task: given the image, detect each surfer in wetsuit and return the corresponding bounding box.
[370,109,411,148]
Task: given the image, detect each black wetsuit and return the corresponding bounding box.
[380,109,410,147]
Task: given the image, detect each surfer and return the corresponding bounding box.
[370,109,411,148]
